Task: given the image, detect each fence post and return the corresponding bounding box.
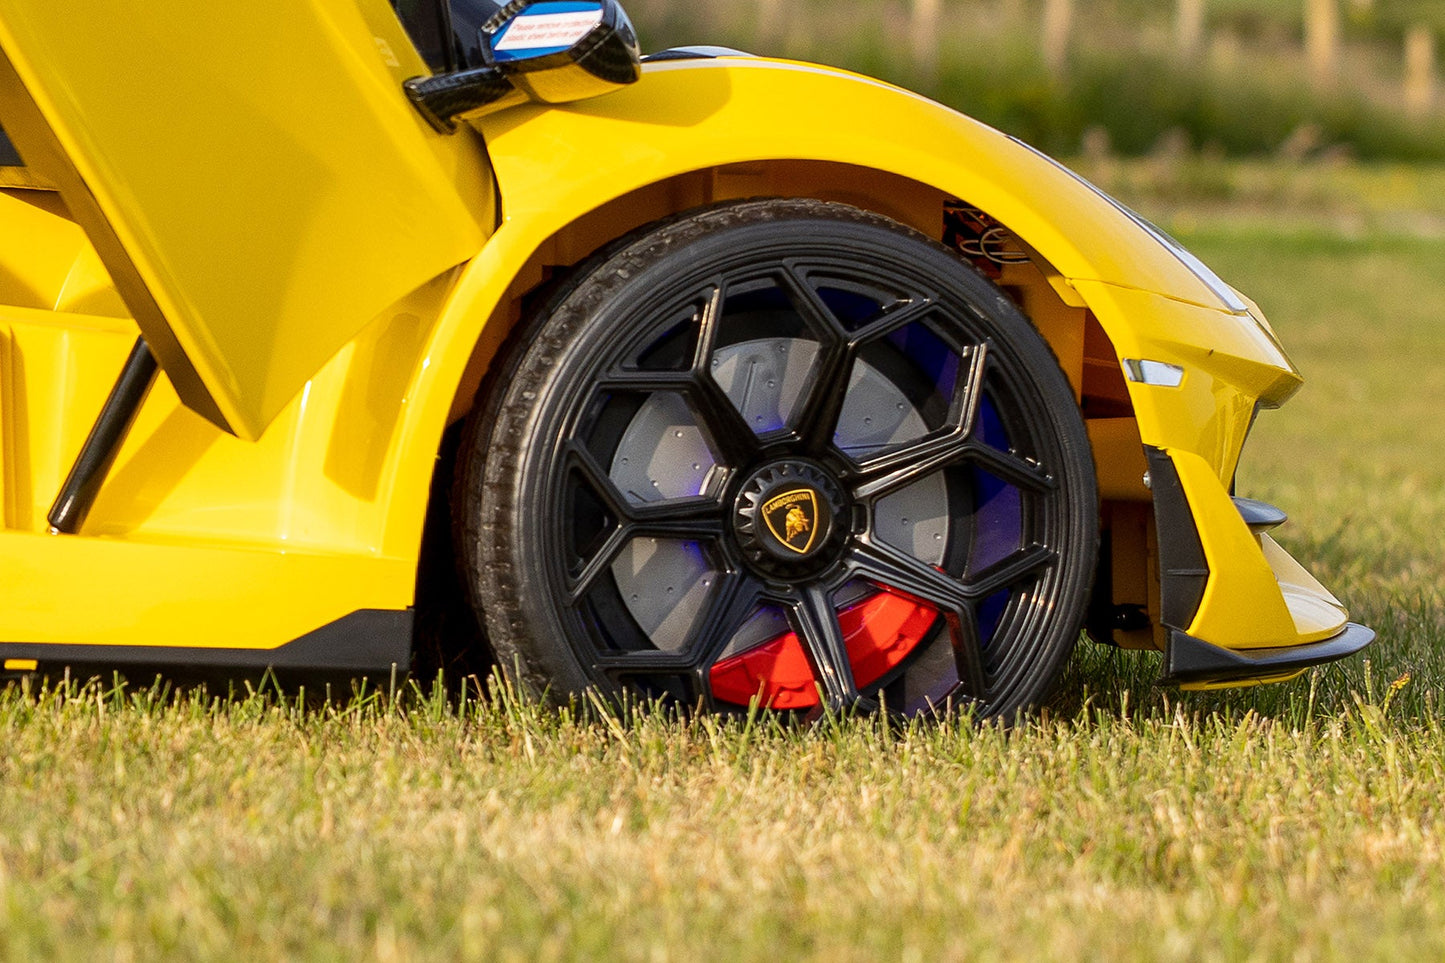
[1405,25,1437,119]
[1043,0,1074,76]
[1305,0,1340,88]
[1177,0,1205,59]
[911,0,942,81]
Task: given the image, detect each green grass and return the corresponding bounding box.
[3,675,1445,961]
[5,162,1445,959]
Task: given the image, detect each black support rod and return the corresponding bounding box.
[47,337,158,534]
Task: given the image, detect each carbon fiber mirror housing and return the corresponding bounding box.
[404,0,641,132]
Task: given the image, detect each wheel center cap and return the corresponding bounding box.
[761,487,825,555]
[733,461,848,578]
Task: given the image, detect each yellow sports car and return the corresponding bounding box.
[0,0,1371,718]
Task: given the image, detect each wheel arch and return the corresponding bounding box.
[392,60,1269,647]
[397,159,1149,654]
[445,196,1102,716]
[433,154,1146,461]
[408,58,1226,473]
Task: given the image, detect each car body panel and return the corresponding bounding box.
[0,0,493,440]
[464,60,1301,479]
[3,528,411,648]
[1168,446,1343,650]
[0,42,1362,684]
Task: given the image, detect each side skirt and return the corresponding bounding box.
[0,609,413,680]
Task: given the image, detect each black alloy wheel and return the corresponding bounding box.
[458,199,1097,720]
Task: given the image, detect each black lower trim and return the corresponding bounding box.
[1232,495,1287,534]
[403,67,516,133]
[1160,622,1375,686]
[0,609,413,677]
[1147,447,1209,631]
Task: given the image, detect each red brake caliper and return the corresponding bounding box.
[709,589,939,709]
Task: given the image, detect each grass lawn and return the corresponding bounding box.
[3,162,1444,960]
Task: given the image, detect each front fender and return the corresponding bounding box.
[475,58,1220,302]
[388,55,1298,554]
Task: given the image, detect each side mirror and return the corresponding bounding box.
[405,0,641,132]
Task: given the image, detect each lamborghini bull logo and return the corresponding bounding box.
[785,506,810,543]
[762,488,822,555]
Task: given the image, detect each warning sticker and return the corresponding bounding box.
[494,9,603,52]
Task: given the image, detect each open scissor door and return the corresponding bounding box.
[0,0,489,439]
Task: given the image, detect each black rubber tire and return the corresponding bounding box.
[456,198,1097,720]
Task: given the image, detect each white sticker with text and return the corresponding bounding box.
[495,10,603,51]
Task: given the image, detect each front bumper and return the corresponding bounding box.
[1146,446,1373,689]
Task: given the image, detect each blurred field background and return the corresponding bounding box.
[5,3,1445,959]
[630,0,1445,160]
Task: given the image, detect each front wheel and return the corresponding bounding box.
[458,199,1097,720]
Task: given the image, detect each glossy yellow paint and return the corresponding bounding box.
[1170,447,1346,649]
[0,51,1347,672]
[1068,280,1299,481]
[475,60,1230,305]
[1,529,412,648]
[0,189,126,318]
[0,0,492,440]
[0,264,456,551]
[455,60,1300,480]
[1,275,432,648]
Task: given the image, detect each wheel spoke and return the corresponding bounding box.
[691,572,766,664]
[668,285,757,465]
[569,512,727,604]
[963,443,1057,494]
[965,543,1056,599]
[847,293,940,343]
[784,272,944,455]
[566,524,632,604]
[563,439,636,523]
[777,263,849,341]
[627,497,728,539]
[785,582,864,711]
[684,283,761,464]
[847,344,988,501]
[850,429,972,502]
[688,373,764,467]
[944,607,990,705]
[561,442,727,601]
[689,283,728,373]
[848,539,973,612]
[846,542,997,707]
[768,266,850,452]
[593,650,695,671]
[790,341,855,453]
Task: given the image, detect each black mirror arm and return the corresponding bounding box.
[404,67,519,133]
